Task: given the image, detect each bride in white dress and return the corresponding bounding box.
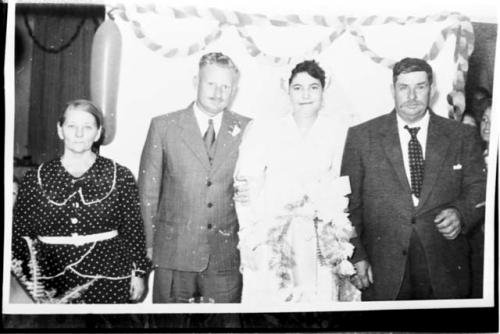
[234,60,360,304]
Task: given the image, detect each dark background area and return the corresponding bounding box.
[1,2,498,332]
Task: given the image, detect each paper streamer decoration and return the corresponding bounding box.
[111,4,474,119]
[90,19,122,145]
[111,5,473,84]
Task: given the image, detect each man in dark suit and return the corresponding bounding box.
[341,57,486,300]
[139,52,250,303]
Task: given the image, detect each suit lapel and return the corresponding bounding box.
[211,111,241,173]
[178,105,211,171]
[416,112,451,210]
[381,111,412,195]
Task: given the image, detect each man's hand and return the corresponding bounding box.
[350,260,373,290]
[129,276,146,302]
[434,208,462,240]
[233,176,250,205]
[146,247,153,260]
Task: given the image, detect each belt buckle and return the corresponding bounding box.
[71,232,84,246]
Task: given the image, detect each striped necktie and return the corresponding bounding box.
[203,119,216,163]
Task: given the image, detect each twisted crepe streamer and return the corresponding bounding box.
[115,3,225,58]
[347,14,473,96]
[112,4,473,93]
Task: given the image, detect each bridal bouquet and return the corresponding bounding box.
[310,174,356,276]
[267,174,357,293]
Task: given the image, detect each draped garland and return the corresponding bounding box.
[23,15,89,54]
[110,4,474,119]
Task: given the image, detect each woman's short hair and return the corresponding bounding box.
[288,60,326,88]
[58,99,105,152]
[392,57,433,85]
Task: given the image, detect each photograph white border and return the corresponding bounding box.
[2,0,499,316]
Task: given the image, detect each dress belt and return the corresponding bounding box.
[38,230,118,246]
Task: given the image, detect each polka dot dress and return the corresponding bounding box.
[12,156,151,303]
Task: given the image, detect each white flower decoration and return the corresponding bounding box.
[229,122,241,137]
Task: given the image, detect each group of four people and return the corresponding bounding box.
[12,52,486,304]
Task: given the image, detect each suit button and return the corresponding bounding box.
[402,249,408,256]
[206,180,212,187]
[207,203,213,208]
[411,218,416,225]
[207,224,212,229]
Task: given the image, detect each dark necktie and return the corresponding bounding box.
[404,125,424,198]
[203,119,216,163]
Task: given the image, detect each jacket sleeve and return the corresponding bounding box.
[450,126,487,234]
[117,166,152,275]
[138,119,164,249]
[234,121,268,248]
[12,169,38,278]
[340,126,368,264]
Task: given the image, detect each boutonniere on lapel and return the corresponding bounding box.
[228,120,242,137]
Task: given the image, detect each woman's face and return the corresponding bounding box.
[289,72,323,115]
[57,107,101,154]
[480,107,491,143]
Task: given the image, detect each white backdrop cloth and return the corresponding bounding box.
[101,4,472,177]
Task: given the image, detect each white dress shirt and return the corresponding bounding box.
[193,102,223,137]
[396,111,430,206]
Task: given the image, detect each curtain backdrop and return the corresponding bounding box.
[27,5,104,164]
[101,3,474,177]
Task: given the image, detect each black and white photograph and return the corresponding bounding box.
[2,0,499,330]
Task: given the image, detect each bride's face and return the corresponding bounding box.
[289,72,324,115]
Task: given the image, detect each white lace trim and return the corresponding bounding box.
[38,241,132,281]
[37,160,117,206]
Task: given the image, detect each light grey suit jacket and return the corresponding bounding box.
[138,104,251,272]
[341,110,486,300]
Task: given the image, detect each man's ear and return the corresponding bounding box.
[430,82,437,99]
[231,86,239,101]
[390,82,395,99]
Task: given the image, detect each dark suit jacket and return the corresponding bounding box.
[138,104,251,272]
[341,110,486,300]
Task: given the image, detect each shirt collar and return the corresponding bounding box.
[193,102,224,134]
[396,109,430,133]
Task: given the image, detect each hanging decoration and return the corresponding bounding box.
[23,14,88,54]
[110,4,475,117]
[90,19,122,145]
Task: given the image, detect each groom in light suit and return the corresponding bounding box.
[341,58,486,300]
[139,52,250,303]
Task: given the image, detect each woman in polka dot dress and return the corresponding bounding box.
[12,99,151,304]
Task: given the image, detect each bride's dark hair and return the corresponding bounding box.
[288,60,326,88]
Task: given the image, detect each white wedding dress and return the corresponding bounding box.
[235,111,360,304]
